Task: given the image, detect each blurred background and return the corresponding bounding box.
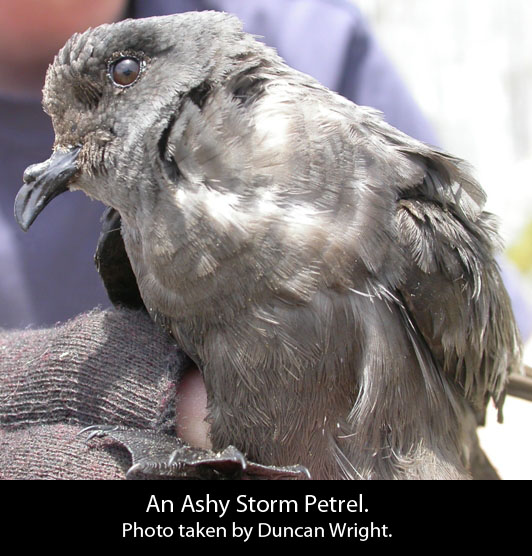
[356,0,532,479]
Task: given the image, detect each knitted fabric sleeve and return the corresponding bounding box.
[0,308,188,479]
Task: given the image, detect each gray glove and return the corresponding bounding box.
[0,308,187,479]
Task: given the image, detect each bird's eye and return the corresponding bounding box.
[109,56,141,87]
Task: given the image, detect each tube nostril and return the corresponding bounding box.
[23,161,48,184]
[22,166,37,184]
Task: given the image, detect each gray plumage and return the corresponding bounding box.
[15,12,521,479]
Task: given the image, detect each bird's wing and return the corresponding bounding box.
[386,132,522,418]
[94,207,145,311]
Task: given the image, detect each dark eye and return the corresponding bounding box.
[110,57,141,87]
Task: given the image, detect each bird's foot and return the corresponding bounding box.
[79,425,310,480]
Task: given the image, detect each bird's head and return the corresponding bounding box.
[15,11,254,230]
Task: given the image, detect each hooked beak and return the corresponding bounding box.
[14,146,81,231]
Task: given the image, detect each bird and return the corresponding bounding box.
[15,11,521,479]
